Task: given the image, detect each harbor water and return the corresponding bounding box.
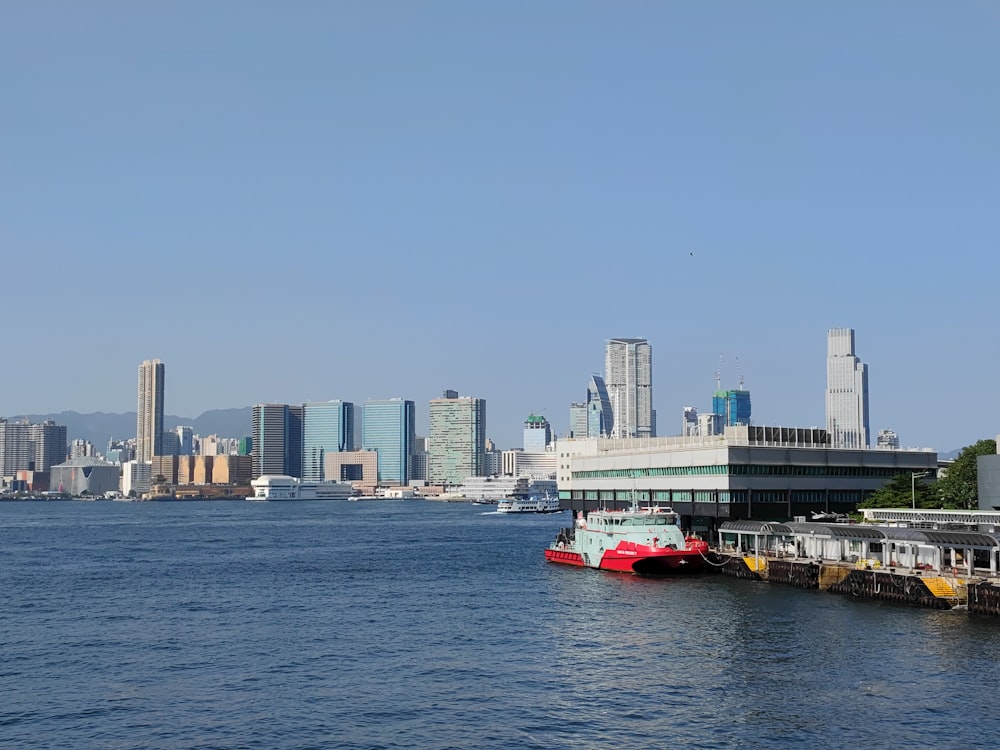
[2,499,999,749]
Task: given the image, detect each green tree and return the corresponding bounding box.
[859,472,937,509]
[937,439,997,510]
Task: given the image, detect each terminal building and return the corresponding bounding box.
[557,425,937,533]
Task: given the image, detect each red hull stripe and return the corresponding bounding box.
[545,549,585,566]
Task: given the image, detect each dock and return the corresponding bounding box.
[710,520,1000,617]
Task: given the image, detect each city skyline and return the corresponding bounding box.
[5,4,997,453]
[0,323,985,455]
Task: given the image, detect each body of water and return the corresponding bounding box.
[2,499,998,749]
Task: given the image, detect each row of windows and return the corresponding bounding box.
[575,465,918,480]
[574,489,865,504]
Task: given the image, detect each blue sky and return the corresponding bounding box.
[4,2,998,452]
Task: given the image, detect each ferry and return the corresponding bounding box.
[545,504,709,574]
[497,493,563,514]
[248,475,354,501]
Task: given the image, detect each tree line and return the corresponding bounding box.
[858,439,997,510]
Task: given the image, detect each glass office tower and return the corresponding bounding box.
[302,401,355,481]
[362,399,415,486]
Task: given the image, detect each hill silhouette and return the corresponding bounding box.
[11,408,253,448]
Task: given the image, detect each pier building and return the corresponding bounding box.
[557,425,936,532]
[710,519,1000,615]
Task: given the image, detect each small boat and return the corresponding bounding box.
[471,496,497,506]
[545,504,709,574]
[497,493,563,514]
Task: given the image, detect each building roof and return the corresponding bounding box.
[719,520,793,534]
[52,457,117,468]
[877,527,1000,548]
[784,522,886,540]
[720,520,1000,548]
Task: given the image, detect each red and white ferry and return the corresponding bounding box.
[545,504,709,574]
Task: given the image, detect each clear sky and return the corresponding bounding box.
[4,2,998,452]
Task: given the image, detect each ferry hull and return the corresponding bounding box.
[544,548,586,566]
[546,545,707,574]
[602,548,705,574]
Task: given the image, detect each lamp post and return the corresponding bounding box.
[911,471,929,510]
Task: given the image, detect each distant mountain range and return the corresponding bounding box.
[11,408,253,448]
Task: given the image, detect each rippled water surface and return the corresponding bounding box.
[2,500,999,749]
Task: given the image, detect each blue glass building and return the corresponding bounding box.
[251,403,304,479]
[362,399,415,486]
[303,401,355,482]
[712,390,752,427]
[587,374,614,438]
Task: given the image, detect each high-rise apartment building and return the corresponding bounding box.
[876,429,900,450]
[523,414,551,453]
[303,401,355,481]
[362,399,415,486]
[251,403,303,479]
[825,328,870,449]
[136,359,165,462]
[0,418,67,475]
[605,338,653,439]
[682,407,699,437]
[428,391,486,485]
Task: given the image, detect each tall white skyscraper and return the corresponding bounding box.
[605,338,653,439]
[825,328,870,449]
[136,359,165,463]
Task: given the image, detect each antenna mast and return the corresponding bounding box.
[714,353,722,391]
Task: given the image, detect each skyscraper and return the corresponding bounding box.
[682,406,699,437]
[712,389,752,427]
[825,328,870,449]
[605,338,653,439]
[523,414,551,453]
[286,405,303,478]
[569,402,588,438]
[0,418,67,475]
[136,359,165,462]
[362,399,415,486]
[587,374,614,438]
[428,391,486,485]
[303,401,355,481]
[251,403,302,479]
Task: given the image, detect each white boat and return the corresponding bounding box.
[496,493,563,514]
[248,475,354,501]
